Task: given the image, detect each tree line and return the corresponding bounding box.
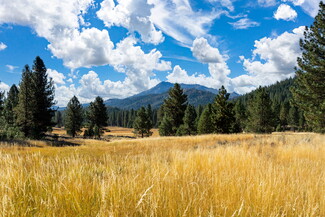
[0,2,324,139]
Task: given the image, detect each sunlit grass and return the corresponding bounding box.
[0,133,324,216]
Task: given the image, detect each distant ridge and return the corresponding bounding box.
[134,81,220,97]
[104,82,239,110]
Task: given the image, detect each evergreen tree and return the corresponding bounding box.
[247,86,275,133]
[272,100,281,128]
[65,96,83,137]
[133,107,152,138]
[159,83,187,136]
[279,102,290,131]
[16,65,34,137]
[157,105,165,127]
[288,106,299,130]
[298,111,306,131]
[177,104,197,136]
[234,100,247,132]
[127,109,136,128]
[30,56,56,138]
[87,96,108,138]
[146,104,153,132]
[291,2,325,133]
[0,91,5,139]
[197,104,214,134]
[4,85,19,125]
[159,115,174,136]
[211,86,235,134]
[0,91,4,115]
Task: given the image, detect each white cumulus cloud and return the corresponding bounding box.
[282,0,321,17]
[0,0,172,103]
[234,26,305,94]
[97,0,164,45]
[167,38,232,90]
[274,4,298,21]
[191,37,227,63]
[47,69,66,85]
[54,70,161,106]
[149,0,225,46]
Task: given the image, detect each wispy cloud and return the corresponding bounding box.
[6,65,19,72]
[229,18,260,29]
[0,42,7,51]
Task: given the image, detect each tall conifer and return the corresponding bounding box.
[65,96,83,137]
[87,96,108,138]
[16,65,34,137]
[159,83,187,136]
[4,85,19,125]
[133,107,152,138]
[177,104,197,136]
[197,104,214,134]
[291,2,325,132]
[30,56,55,138]
[211,86,235,134]
[247,86,274,133]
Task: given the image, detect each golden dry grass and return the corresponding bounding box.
[52,126,159,138]
[0,133,324,216]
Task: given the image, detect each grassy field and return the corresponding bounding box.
[0,131,324,216]
[52,126,160,139]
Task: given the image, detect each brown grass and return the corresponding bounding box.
[0,133,324,216]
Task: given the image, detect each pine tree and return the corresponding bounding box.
[159,115,174,136]
[0,91,5,139]
[159,83,187,136]
[298,111,306,131]
[133,107,152,138]
[30,56,56,138]
[234,100,247,132]
[87,96,108,138]
[157,105,165,127]
[177,104,197,136]
[16,65,35,137]
[0,91,4,115]
[288,106,299,130]
[247,86,275,133]
[211,86,235,134]
[279,102,290,131]
[146,104,153,133]
[197,104,214,134]
[65,96,83,137]
[291,2,325,133]
[4,85,19,126]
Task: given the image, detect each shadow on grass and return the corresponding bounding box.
[0,135,81,148]
[0,139,43,147]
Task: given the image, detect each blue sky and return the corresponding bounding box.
[0,0,320,106]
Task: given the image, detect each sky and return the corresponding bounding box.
[0,0,320,106]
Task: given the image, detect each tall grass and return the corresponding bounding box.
[0,134,324,216]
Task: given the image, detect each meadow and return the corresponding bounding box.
[0,129,324,216]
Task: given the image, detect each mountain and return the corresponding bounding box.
[134,81,220,97]
[104,82,239,110]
